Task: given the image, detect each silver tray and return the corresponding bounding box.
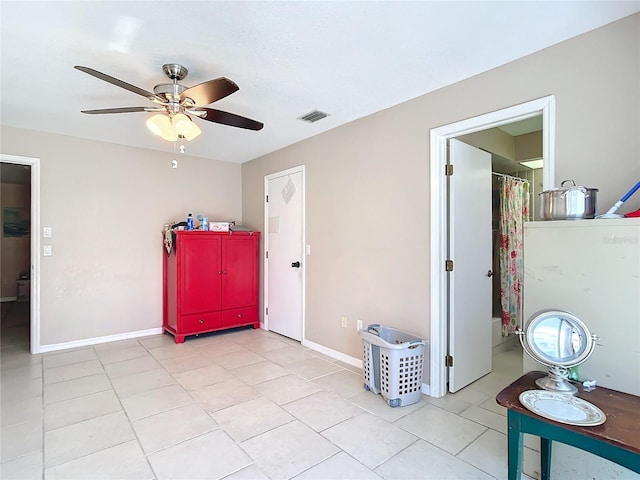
[519,390,606,426]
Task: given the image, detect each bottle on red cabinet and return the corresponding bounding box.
[187,213,194,230]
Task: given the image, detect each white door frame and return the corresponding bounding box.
[263,165,306,341]
[428,96,556,397]
[1,153,41,354]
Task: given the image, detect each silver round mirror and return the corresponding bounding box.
[517,310,598,395]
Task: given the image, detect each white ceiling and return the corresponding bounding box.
[1,1,638,164]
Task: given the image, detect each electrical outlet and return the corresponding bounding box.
[341,316,347,328]
[357,319,363,331]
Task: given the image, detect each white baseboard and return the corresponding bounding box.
[39,327,435,397]
[1,297,18,302]
[302,338,363,369]
[40,327,163,353]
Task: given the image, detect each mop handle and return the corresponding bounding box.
[604,181,640,215]
[620,181,640,202]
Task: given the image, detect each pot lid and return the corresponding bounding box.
[540,179,598,194]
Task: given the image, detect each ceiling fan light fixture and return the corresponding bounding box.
[173,113,201,141]
[146,113,178,141]
[146,114,172,137]
[172,113,191,135]
[183,120,201,141]
[160,126,179,142]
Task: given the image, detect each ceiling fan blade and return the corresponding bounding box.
[194,108,263,131]
[75,66,164,103]
[180,77,239,106]
[80,107,162,114]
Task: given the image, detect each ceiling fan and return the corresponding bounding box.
[75,63,263,142]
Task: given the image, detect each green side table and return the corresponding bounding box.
[496,371,640,480]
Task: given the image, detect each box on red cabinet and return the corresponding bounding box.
[209,222,230,232]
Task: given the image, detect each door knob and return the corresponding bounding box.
[291,261,301,268]
[487,270,494,277]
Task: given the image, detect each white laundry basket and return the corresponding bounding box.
[359,324,427,407]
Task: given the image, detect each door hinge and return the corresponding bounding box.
[445,355,454,367]
[445,164,453,176]
[445,259,454,272]
[266,195,269,203]
[266,251,268,259]
[265,307,268,315]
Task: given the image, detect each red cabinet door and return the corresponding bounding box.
[221,235,259,309]
[180,234,222,314]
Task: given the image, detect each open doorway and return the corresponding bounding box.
[429,95,555,398]
[456,115,543,352]
[446,117,543,395]
[0,154,41,354]
[1,162,32,351]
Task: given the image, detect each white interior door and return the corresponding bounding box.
[448,139,492,392]
[265,168,304,341]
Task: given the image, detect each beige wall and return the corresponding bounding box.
[458,129,543,163]
[242,14,640,361]
[515,131,543,161]
[1,180,31,298]
[0,127,242,346]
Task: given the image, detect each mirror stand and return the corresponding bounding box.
[517,309,598,396]
[534,365,577,395]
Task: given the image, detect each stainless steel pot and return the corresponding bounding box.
[539,180,598,220]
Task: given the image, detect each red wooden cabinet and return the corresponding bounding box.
[163,230,260,343]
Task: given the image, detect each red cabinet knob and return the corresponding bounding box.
[199,319,204,324]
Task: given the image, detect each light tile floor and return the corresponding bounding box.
[1,302,537,479]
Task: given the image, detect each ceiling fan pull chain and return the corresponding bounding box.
[172,139,178,169]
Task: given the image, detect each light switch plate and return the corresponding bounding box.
[43,227,52,238]
[305,245,311,255]
[44,245,52,256]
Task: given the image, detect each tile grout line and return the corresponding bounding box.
[4,323,527,479]
[92,342,158,479]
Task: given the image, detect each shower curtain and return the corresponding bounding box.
[498,176,529,335]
